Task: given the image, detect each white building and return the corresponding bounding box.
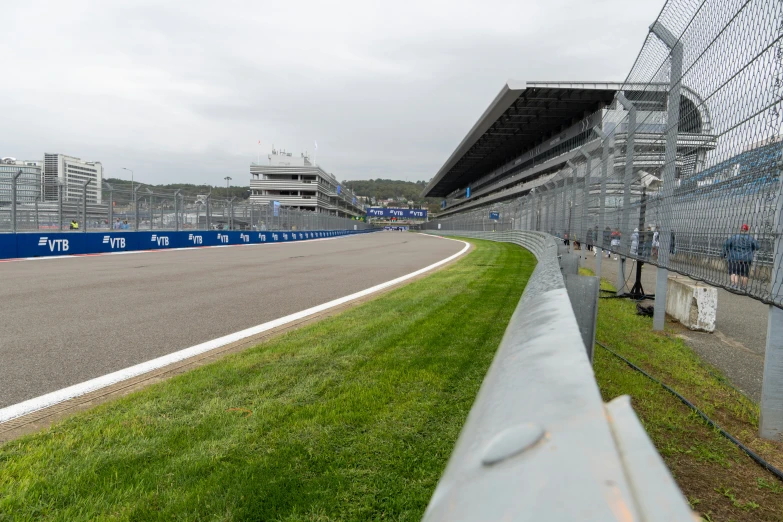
[0,157,42,203]
[42,153,103,204]
[249,148,363,217]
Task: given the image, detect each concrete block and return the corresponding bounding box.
[564,274,600,361]
[665,276,717,332]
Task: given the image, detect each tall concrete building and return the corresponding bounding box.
[42,153,103,204]
[249,148,363,217]
[0,158,41,203]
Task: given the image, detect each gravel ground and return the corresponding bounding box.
[579,247,768,402]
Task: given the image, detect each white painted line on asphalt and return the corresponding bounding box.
[0,236,470,424]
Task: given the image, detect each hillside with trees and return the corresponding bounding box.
[341,179,439,211]
[103,178,249,205]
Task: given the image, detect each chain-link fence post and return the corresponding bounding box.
[616,92,637,295]
[57,181,63,231]
[650,21,683,332]
[567,159,578,252]
[134,185,140,231]
[105,183,114,229]
[206,191,211,230]
[10,170,21,233]
[81,179,91,233]
[174,190,181,231]
[760,150,783,439]
[594,128,612,278]
[580,148,593,264]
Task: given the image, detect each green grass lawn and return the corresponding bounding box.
[0,239,535,522]
[582,268,783,522]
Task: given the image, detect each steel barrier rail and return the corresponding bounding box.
[421,230,693,522]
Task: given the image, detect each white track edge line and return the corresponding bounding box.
[0,236,469,424]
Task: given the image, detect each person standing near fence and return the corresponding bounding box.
[603,226,612,258]
[722,224,760,290]
[586,228,594,254]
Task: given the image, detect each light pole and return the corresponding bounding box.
[224,176,232,196]
[122,167,134,192]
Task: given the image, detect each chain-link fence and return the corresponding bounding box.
[0,180,369,233]
[425,0,783,308]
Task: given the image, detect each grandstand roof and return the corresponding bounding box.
[422,81,711,199]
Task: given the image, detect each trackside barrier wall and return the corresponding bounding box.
[422,230,693,522]
[0,229,376,260]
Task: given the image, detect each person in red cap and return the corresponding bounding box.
[722,224,760,290]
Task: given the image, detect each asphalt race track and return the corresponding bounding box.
[0,232,463,408]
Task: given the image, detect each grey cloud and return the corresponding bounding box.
[0,0,663,184]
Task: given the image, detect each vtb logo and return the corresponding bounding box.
[38,237,69,252]
[188,234,203,245]
[240,233,249,243]
[102,236,126,249]
[150,234,169,246]
[217,233,229,244]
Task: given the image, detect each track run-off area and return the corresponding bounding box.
[0,232,465,411]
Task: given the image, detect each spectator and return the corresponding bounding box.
[586,228,594,253]
[603,226,612,257]
[114,218,121,230]
[70,220,79,230]
[652,227,660,258]
[611,230,621,260]
[630,228,640,255]
[722,224,760,290]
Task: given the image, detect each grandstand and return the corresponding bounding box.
[423,81,716,219]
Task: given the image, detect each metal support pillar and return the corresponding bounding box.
[174,190,181,231]
[145,188,154,230]
[552,182,558,237]
[229,196,236,230]
[579,148,592,264]
[760,128,783,438]
[58,181,63,231]
[206,191,212,230]
[133,185,141,231]
[105,183,114,229]
[566,160,577,252]
[11,170,21,233]
[650,21,683,331]
[616,92,637,295]
[81,179,91,233]
[594,128,613,279]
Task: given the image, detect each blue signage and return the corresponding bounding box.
[273,201,280,217]
[489,211,500,220]
[337,185,341,195]
[1,229,377,260]
[365,208,428,219]
[466,186,471,198]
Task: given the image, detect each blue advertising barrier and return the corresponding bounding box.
[1,229,375,260]
[0,234,17,259]
[87,232,138,253]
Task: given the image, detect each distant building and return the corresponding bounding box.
[249,148,363,217]
[0,157,42,203]
[42,153,103,204]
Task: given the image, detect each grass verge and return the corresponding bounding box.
[0,238,535,521]
[581,267,783,522]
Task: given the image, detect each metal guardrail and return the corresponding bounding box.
[421,231,693,522]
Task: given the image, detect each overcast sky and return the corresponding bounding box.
[2,0,664,186]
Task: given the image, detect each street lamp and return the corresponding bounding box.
[122,167,134,191]
[224,176,232,196]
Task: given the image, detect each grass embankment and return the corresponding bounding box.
[582,267,783,521]
[0,239,535,521]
